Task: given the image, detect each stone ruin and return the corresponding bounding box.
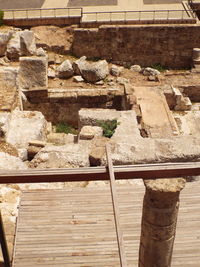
[1,25,200,265]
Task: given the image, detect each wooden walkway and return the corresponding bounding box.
[12,181,200,267]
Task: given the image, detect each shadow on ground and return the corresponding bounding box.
[0,0,45,9]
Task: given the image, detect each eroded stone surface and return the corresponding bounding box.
[6,110,47,148]
[20,30,36,56]
[30,143,90,168]
[18,56,48,89]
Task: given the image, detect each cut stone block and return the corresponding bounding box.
[79,126,103,140]
[18,56,48,89]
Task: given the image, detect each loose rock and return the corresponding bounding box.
[57,60,74,79]
[73,75,84,82]
[143,67,160,76]
[130,65,142,72]
[110,65,123,77]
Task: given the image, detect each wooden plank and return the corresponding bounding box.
[12,182,200,267]
[106,144,127,267]
[1,162,200,184]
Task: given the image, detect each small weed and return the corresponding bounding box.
[150,63,168,72]
[97,119,119,138]
[55,122,78,135]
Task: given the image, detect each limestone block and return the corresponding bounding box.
[18,56,48,89]
[112,110,141,143]
[0,67,18,88]
[6,110,47,149]
[79,126,103,140]
[0,32,12,56]
[6,31,21,61]
[0,152,27,170]
[57,60,74,79]
[89,136,109,166]
[20,30,36,56]
[31,143,90,168]
[79,108,120,128]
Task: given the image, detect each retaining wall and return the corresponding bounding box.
[72,25,200,68]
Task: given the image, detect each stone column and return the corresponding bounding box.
[139,178,185,267]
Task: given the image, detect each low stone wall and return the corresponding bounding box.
[23,87,129,126]
[72,25,200,68]
[4,17,80,27]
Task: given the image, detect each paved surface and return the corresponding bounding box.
[0,0,45,9]
[12,182,200,266]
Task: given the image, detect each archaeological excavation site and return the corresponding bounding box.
[1,0,200,266]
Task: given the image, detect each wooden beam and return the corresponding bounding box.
[0,162,200,184]
[106,144,127,267]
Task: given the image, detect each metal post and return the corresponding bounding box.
[167,10,169,20]
[0,212,11,267]
[54,8,56,18]
[12,10,14,20]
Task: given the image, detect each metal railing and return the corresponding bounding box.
[2,7,196,23]
[3,7,82,20]
[82,9,196,23]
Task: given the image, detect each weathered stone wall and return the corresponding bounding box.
[23,88,128,126]
[72,25,200,68]
[4,17,80,27]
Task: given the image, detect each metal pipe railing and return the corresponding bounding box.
[2,8,196,22]
[83,9,196,22]
[3,7,83,20]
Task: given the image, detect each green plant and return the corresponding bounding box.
[97,119,119,138]
[0,10,4,26]
[150,63,168,72]
[55,122,78,135]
